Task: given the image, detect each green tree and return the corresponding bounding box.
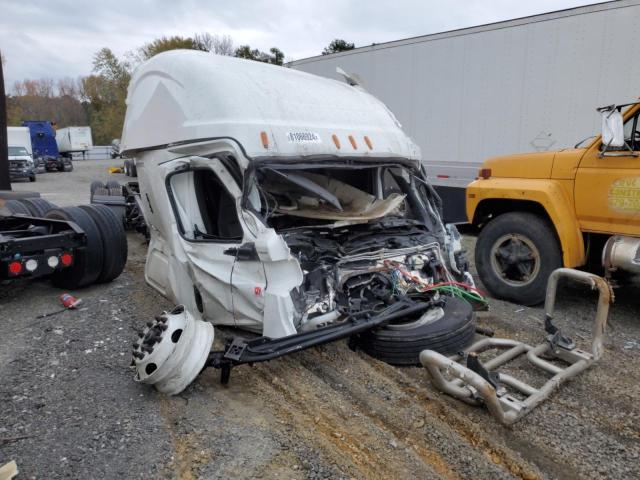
[137,36,206,62]
[322,39,355,55]
[80,48,131,144]
[234,45,285,65]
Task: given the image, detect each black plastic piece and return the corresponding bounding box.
[223,242,258,260]
[545,315,576,351]
[466,353,500,390]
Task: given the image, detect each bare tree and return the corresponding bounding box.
[57,77,79,98]
[194,33,234,56]
[12,81,25,96]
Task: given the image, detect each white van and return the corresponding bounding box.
[121,51,477,394]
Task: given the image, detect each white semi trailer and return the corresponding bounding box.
[290,0,640,222]
[56,126,93,155]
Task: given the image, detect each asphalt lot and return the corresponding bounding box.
[2,158,639,479]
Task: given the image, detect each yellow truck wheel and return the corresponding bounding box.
[475,212,562,305]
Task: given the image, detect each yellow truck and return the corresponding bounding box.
[467,102,640,305]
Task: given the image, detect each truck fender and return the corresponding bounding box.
[467,178,585,267]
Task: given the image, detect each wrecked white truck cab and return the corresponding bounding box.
[122,51,476,393]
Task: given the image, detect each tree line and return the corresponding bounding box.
[4,36,355,145]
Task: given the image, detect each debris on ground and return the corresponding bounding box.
[0,461,18,480]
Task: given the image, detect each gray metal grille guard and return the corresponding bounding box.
[420,268,613,425]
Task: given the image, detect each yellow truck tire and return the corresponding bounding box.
[475,212,562,305]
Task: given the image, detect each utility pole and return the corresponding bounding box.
[0,56,10,190]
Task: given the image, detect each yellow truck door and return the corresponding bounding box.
[574,108,640,235]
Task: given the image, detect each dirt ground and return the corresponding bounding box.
[2,159,639,479]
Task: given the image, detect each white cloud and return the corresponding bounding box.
[1,0,591,87]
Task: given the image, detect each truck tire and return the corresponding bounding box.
[90,180,105,195]
[18,198,57,217]
[78,204,128,283]
[124,160,131,176]
[475,212,562,305]
[4,199,32,216]
[130,163,137,178]
[65,162,74,172]
[358,297,475,365]
[46,207,104,289]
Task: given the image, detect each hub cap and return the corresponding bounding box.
[489,234,540,287]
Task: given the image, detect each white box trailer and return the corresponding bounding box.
[290,0,640,222]
[7,126,32,154]
[56,126,93,154]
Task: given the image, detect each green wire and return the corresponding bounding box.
[430,285,489,305]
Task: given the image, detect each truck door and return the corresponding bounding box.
[574,109,640,235]
[165,156,266,331]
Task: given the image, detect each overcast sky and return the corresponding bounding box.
[1,0,594,88]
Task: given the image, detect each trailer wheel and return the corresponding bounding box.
[78,204,128,283]
[46,207,104,289]
[4,199,32,216]
[90,180,105,195]
[18,198,58,217]
[64,162,74,172]
[358,297,475,365]
[475,212,562,305]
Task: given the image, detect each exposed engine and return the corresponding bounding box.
[284,219,462,330]
[252,163,476,331]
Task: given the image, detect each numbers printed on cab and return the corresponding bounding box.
[286,132,321,143]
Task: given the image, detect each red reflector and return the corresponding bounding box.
[60,253,73,267]
[479,168,492,179]
[8,261,22,275]
[436,175,450,179]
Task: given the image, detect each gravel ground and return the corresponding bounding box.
[2,159,639,479]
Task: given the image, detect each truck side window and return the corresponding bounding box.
[169,169,243,242]
[193,170,243,240]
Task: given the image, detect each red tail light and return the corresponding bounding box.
[8,261,23,276]
[60,253,74,267]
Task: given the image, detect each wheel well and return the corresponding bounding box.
[473,199,552,228]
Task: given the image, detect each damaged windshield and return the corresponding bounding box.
[247,163,441,231]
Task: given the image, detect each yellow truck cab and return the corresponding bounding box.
[467,102,640,305]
